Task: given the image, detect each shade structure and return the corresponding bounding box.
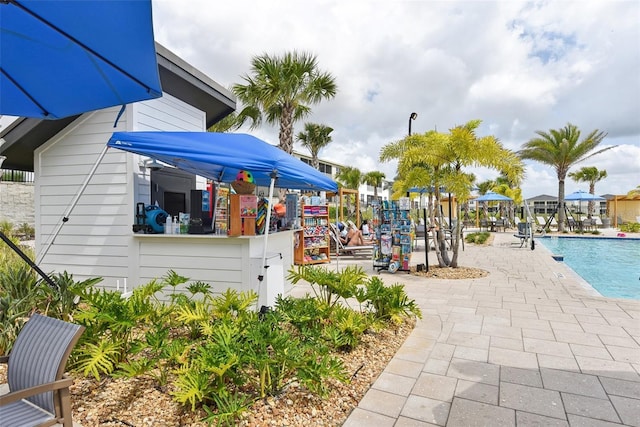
[0,0,162,120]
[107,131,338,192]
[475,191,513,202]
[564,190,605,201]
[108,131,338,306]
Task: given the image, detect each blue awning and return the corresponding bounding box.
[107,132,338,192]
[0,0,162,119]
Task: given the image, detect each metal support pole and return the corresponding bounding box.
[37,144,110,264]
[0,231,58,289]
[422,207,429,272]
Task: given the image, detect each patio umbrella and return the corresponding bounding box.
[564,190,605,202]
[475,191,513,202]
[565,190,605,215]
[0,0,162,289]
[0,0,162,120]
[474,192,512,227]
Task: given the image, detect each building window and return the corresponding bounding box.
[318,163,332,174]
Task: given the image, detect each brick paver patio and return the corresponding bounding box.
[315,231,640,427]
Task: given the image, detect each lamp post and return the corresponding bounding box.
[408,112,417,135]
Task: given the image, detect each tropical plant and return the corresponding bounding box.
[519,123,613,231]
[296,122,333,169]
[363,171,386,203]
[207,110,243,133]
[73,280,166,376]
[568,166,608,217]
[15,222,35,240]
[286,265,367,309]
[40,272,102,321]
[381,119,523,267]
[361,276,422,324]
[0,219,13,236]
[627,185,640,198]
[233,51,337,155]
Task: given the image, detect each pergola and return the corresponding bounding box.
[327,188,361,226]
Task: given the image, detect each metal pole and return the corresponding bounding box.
[422,207,429,272]
[258,172,277,284]
[37,144,110,264]
[0,231,58,289]
[408,112,417,135]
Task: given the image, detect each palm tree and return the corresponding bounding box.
[207,110,242,133]
[568,166,608,217]
[362,171,386,203]
[296,123,333,169]
[381,120,523,267]
[627,185,640,198]
[519,123,613,231]
[232,51,337,154]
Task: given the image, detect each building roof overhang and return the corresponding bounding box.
[0,43,235,171]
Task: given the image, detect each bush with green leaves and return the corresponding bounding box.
[620,222,640,233]
[1,259,421,426]
[465,231,490,244]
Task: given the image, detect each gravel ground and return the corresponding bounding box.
[0,320,414,427]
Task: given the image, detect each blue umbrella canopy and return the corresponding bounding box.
[0,0,162,119]
[564,190,605,201]
[107,131,338,192]
[476,191,513,202]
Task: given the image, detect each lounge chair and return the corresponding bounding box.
[593,217,603,228]
[0,313,85,427]
[413,224,426,249]
[329,223,374,257]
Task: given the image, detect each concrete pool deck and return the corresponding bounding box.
[295,229,640,426]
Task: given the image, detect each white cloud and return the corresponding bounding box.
[152,0,640,197]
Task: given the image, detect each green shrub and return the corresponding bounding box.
[620,222,640,233]
[465,231,490,244]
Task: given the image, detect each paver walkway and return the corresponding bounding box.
[313,232,640,427]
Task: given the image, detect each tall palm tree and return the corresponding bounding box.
[362,171,386,202]
[296,123,333,169]
[233,51,337,154]
[519,123,612,231]
[568,166,608,217]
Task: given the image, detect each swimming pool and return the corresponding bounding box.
[538,236,640,300]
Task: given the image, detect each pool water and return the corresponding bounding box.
[538,237,640,300]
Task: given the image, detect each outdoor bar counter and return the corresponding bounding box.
[129,230,294,307]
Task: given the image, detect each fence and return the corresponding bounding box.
[0,169,34,183]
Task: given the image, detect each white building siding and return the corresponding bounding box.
[35,94,207,289]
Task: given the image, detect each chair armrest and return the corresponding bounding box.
[0,375,74,406]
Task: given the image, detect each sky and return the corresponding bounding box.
[151,0,640,199]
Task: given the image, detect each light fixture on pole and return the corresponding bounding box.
[408,112,417,135]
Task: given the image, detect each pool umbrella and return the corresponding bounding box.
[564,190,605,201]
[474,192,512,227]
[0,0,162,120]
[565,190,605,216]
[0,0,162,289]
[475,191,513,202]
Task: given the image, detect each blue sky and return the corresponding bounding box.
[152,0,639,198]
